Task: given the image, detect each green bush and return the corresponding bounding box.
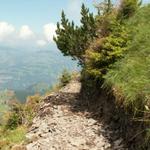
[117,0,141,20]
[59,69,72,87]
[5,113,22,130]
[83,13,129,84]
[4,101,23,130]
[104,5,150,113]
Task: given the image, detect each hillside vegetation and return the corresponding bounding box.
[0,0,149,149]
[104,5,150,113]
[54,0,150,149]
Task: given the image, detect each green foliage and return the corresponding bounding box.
[59,69,72,87]
[104,5,150,112]
[3,94,42,131]
[96,10,117,36]
[53,0,149,148]
[54,0,148,108]
[24,94,42,124]
[0,101,26,148]
[54,4,97,64]
[0,126,26,149]
[5,113,22,130]
[0,94,42,148]
[84,13,130,82]
[4,101,23,130]
[103,6,150,146]
[117,0,141,20]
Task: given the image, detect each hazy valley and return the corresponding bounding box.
[0,47,78,103]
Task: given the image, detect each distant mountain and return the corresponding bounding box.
[0,47,78,101]
[15,82,50,102]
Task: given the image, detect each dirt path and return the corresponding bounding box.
[25,80,126,150]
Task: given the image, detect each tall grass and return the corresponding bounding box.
[104,5,150,112]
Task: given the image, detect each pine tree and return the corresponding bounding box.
[54,4,97,65]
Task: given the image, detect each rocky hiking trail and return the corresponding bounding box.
[25,79,127,150]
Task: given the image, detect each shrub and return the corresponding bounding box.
[25,94,41,123]
[117,0,141,20]
[0,126,26,149]
[59,69,72,87]
[83,17,129,84]
[4,101,23,130]
[104,5,150,113]
[5,113,22,130]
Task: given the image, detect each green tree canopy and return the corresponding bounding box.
[54,4,97,65]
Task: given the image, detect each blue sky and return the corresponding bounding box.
[0,0,149,49]
[0,0,96,49]
[0,0,95,31]
[0,0,88,32]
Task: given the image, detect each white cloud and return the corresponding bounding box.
[0,21,57,49]
[37,39,47,47]
[19,25,34,40]
[0,22,15,41]
[43,23,56,43]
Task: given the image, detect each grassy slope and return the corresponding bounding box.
[0,126,26,149]
[104,5,150,111]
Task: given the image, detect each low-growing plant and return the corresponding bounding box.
[3,101,23,130]
[59,69,72,87]
[5,113,22,130]
[0,126,26,149]
[24,94,42,124]
[104,5,150,112]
